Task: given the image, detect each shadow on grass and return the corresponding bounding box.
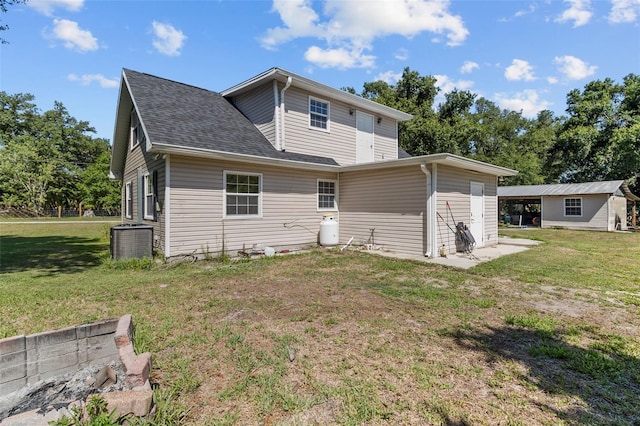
[0,235,106,275]
[452,325,640,425]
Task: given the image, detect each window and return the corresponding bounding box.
[130,111,146,150]
[564,197,582,216]
[309,97,329,130]
[224,172,262,217]
[125,181,133,219]
[317,180,337,211]
[144,173,155,220]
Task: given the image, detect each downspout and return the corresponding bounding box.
[279,76,292,151]
[420,162,435,257]
[273,80,281,151]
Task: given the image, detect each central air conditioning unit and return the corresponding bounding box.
[110,224,153,260]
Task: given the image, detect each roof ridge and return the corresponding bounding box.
[123,68,216,94]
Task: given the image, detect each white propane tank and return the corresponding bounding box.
[319,214,339,246]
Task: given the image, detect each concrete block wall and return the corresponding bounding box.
[0,318,120,398]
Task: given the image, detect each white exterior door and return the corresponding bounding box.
[356,111,374,164]
[470,182,484,247]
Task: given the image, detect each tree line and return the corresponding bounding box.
[350,68,640,193]
[0,92,120,214]
[1,69,638,215]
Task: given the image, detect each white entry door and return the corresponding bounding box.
[356,111,374,164]
[470,182,484,247]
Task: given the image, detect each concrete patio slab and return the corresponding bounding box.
[364,236,540,269]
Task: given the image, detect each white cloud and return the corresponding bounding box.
[515,3,537,17]
[68,73,118,88]
[460,60,479,74]
[29,0,83,16]
[494,90,551,117]
[504,59,536,81]
[433,74,474,107]
[50,18,98,52]
[261,0,469,69]
[304,45,375,69]
[394,48,409,61]
[434,74,474,93]
[555,0,592,27]
[547,76,559,84]
[151,21,187,56]
[553,55,597,80]
[374,70,403,84]
[609,0,640,23]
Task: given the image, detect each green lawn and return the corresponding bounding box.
[1,223,639,425]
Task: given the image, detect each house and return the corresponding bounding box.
[109,67,517,260]
[498,181,639,231]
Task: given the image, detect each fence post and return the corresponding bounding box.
[58,206,62,218]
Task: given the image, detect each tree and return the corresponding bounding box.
[1,0,26,44]
[79,150,121,211]
[548,74,640,192]
[0,92,117,214]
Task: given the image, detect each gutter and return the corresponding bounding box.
[280,76,292,151]
[273,80,281,150]
[420,162,436,258]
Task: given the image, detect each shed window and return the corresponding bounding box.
[564,197,582,217]
[309,97,329,131]
[224,172,262,218]
[317,180,337,211]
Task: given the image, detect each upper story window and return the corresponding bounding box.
[130,111,146,150]
[317,179,337,211]
[309,97,329,131]
[125,181,133,219]
[224,171,262,218]
[564,197,582,217]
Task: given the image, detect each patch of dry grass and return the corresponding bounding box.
[1,223,639,425]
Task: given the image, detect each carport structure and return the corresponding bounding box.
[498,180,639,231]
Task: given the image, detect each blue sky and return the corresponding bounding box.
[2,0,639,141]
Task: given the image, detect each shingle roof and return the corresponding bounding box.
[498,180,640,201]
[123,69,338,166]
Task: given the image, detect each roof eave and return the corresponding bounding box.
[339,153,518,176]
[151,142,340,172]
[109,70,132,179]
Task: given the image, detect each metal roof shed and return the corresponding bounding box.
[498,180,639,231]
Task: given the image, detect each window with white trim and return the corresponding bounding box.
[309,97,329,130]
[130,111,146,150]
[143,173,155,220]
[224,172,262,217]
[125,181,133,219]
[317,180,337,211]
[564,197,582,216]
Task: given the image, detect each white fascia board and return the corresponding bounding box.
[340,153,518,177]
[151,143,340,172]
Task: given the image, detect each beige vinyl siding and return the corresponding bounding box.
[542,194,609,230]
[339,165,427,256]
[122,134,166,255]
[232,83,276,146]
[373,118,398,162]
[435,165,498,254]
[169,156,337,258]
[281,87,354,164]
[610,195,627,230]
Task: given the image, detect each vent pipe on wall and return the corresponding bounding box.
[420,162,436,258]
[279,76,292,151]
[273,80,281,151]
